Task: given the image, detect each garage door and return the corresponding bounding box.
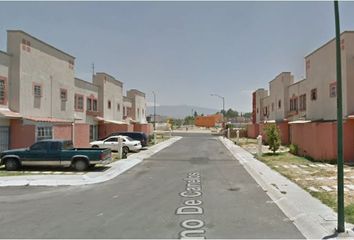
[0,126,9,152]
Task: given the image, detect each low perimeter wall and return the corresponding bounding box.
[258,122,290,145]
[290,120,354,163]
[247,124,259,138]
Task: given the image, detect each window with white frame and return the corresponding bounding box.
[93,99,97,111]
[87,98,92,111]
[75,94,84,111]
[36,126,53,141]
[34,84,42,97]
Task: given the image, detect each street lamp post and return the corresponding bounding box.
[152,91,156,131]
[210,93,225,118]
[334,0,345,233]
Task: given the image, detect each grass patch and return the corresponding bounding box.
[310,192,337,210]
[254,151,354,224]
[259,152,310,165]
[345,204,354,224]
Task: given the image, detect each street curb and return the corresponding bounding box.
[0,136,182,187]
[219,137,354,239]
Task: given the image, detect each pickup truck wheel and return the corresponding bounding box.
[5,158,20,171]
[73,159,88,171]
[92,145,99,148]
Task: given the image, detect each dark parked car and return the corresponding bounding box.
[105,132,148,147]
[0,140,112,171]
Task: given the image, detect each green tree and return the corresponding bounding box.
[184,116,195,125]
[264,124,281,154]
[226,108,239,118]
[243,112,252,118]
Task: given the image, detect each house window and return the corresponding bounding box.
[75,94,84,111]
[137,108,140,118]
[108,100,111,109]
[60,89,67,101]
[117,103,120,112]
[36,126,53,141]
[33,84,42,97]
[311,88,317,101]
[278,100,281,109]
[123,106,126,116]
[271,103,274,112]
[0,78,6,104]
[290,97,298,111]
[330,83,337,98]
[87,98,92,111]
[93,99,97,111]
[257,108,259,113]
[299,94,306,111]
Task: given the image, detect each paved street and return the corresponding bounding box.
[0,133,304,239]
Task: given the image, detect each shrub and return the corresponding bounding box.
[264,124,281,154]
[289,144,298,155]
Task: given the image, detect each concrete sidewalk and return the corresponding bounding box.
[0,136,182,187]
[219,136,354,239]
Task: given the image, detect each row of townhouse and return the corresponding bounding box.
[248,31,354,163]
[0,30,152,152]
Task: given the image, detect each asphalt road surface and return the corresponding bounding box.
[0,133,304,239]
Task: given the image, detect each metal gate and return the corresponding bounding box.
[0,126,9,152]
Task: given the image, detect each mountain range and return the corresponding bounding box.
[146,105,219,119]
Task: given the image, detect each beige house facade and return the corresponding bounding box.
[127,89,147,123]
[0,30,149,151]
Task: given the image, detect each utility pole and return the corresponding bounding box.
[334,0,345,233]
[92,63,95,76]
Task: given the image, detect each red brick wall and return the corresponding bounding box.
[98,123,131,139]
[127,124,134,132]
[259,122,289,145]
[289,121,354,163]
[290,122,337,162]
[277,122,290,145]
[10,119,36,148]
[53,125,72,141]
[133,123,153,135]
[247,124,259,138]
[74,123,90,148]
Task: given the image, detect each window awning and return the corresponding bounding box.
[0,108,22,119]
[94,116,127,125]
[24,116,72,123]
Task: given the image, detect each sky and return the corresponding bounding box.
[1,1,354,113]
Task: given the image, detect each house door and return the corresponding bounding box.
[0,126,9,152]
